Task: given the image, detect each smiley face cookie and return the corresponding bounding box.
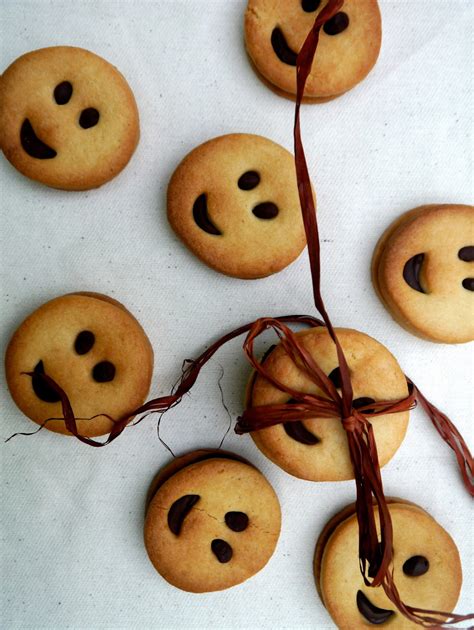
[245,0,382,100]
[246,327,409,481]
[0,46,139,190]
[315,500,462,628]
[144,450,281,592]
[5,292,153,436]
[167,134,307,278]
[372,204,474,343]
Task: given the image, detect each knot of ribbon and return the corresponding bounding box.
[235,318,416,437]
[342,414,361,433]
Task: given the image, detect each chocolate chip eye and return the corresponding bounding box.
[79,108,100,129]
[353,397,376,414]
[252,202,279,220]
[328,367,342,388]
[323,12,350,35]
[238,171,260,191]
[462,278,474,291]
[92,361,115,382]
[367,541,383,578]
[54,81,73,105]
[74,330,95,355]
[403,555,429,577]
[225,511,249,532]
[211,539,233,563]
[301,0,321,12]
[458,246,474,262]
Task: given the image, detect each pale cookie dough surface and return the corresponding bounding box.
[144,455,281,593]
[372,204,474,344]
[245,0,381,99]
[248,327,409,481]
[0,46,139,190]
[316,502,462,629]
[5,292,153,436]
[167,133,307,279]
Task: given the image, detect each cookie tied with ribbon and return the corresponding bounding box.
[245,326,410,481]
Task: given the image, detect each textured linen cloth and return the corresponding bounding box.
[0,1,472,628]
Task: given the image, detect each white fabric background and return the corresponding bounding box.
[0,1,472,628]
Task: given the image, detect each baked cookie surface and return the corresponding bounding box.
[372,204,474,343]
[247,327,409,481]
[167,133,307,279]
[245,0,382,100]
[5,292,153,436]
[315,501,462,629]
[144,450,281,592]
[0,46,139,190]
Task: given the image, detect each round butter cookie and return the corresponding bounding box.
[246,327,409,481]
[372,204,474,343]
[5,292,153,436]
[314,500,462,629]
[167,133,307,279]
[144,450,281,592]
[245,0,381,100]
[0,46,139,190]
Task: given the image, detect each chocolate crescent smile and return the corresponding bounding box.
[32,360,61,403]
[403,253,426,294]
[356,591,394,625]
[283,398,320,445]
[20,119,57,159]
[193,194,223,236]
[271,28,298,66]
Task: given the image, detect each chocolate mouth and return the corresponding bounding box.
[32,361,61,403]
[20,119,57,159]
[271,28,298,66]
[193,194,222,236]
[403,253,426,294]
[283,399,320,445]
[356,590,394,625]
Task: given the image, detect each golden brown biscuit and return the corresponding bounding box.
[247,327,409,481]
[167,133,308,279]
[144,451,281,593]
[5,292,153,436]
[0,46,139,190]
[245,0,382,100]
[372,204,474,343]
[315,501,463,628]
